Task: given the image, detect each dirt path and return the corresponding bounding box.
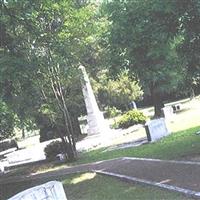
[1,157,200,198]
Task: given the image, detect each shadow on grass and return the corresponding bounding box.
[1,173,193,200]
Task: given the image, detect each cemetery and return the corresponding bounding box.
[1,0,200,200]
[1,95,200,199]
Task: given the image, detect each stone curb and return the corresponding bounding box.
[94,170,200,199]
[124,157,200,165]
[1,156,200,199]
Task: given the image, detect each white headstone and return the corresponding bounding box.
[162,106,175,121]
[0,162,4,173]
[172,103,182,112]
[145,118,170,142]
[129,101,137,109]
[8,181,67,200]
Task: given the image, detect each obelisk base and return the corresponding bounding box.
[87,111,108,135]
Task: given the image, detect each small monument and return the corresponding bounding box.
[0,162,4,173]
[129,101,137,110]
[79,65,109,135]
[162,106,175,122]
[8,181,67,200]
[145,118,170,142]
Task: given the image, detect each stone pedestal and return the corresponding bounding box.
[79,65,109,135]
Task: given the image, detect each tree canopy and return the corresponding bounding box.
[101,0,199,116]
[0,0,104,160]
[1,0,200,158]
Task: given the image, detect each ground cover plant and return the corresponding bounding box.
[0,173,193,200]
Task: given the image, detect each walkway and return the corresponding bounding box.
[1,157,200,198]
[1,124,146,169]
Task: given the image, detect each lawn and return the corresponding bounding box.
[0,172,193,200]
[4,125,200,178]
[77,125,200,165]
[1,106,200,200]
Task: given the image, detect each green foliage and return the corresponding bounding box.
[175,0,200,92]
[44,141,62,160]
[113,110,147,129]
[0,100,15,140]
[1,0,103,158]
[101,0,186,116]
[104,106,122,118]
[92,69,143,110]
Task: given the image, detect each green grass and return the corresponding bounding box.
[5,125,200,177]
[1,126,200,200]
[77,126,200,164]
[0,173,193,200]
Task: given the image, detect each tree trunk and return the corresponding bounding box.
[154,97,164,118]
[63,107,77,159]
[22,127,25,139]
[60,136,68,161]
[150,85,164,118]
[190,88,195,99]
[62,112,77,161]
[46,53,77,162]
[20,120,25,139]
[72,115,82,138]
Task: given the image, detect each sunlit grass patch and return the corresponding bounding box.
[62,172,96,185]
[2,173,193,200]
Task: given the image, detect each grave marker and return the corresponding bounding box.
[8,181,67,200]
[162,106,175,121]
[145,118,170,142]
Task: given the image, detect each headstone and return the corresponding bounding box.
[162,106,175,121]
[0,162,4,173]
[79,65,109,135]
[145,118,170,142]
[172,103,182,113]
[129,101,137,110]
[56,153,66,161]
[8,181,67,200]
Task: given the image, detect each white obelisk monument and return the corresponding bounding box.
[79,65,109,135]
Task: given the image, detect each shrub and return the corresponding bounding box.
[104,106,122,118]
[44,141,62,160]
[114,110,148,129]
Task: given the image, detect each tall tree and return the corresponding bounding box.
[102,0,185,117]
[175,0,200,95]
[1,0,102,160]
